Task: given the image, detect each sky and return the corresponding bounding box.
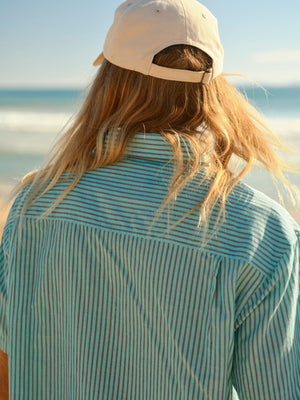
[0,0,299,88]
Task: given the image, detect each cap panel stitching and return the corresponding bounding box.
[178,0,188,39]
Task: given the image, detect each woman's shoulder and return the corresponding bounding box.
[197,181,299,280]
[230,181,298,226]
[225,181,299,253]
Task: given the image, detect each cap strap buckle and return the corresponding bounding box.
[201,68,213,84]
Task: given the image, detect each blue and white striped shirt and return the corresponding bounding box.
[0,132,299,399]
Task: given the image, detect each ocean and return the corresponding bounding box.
[0,86,299,220]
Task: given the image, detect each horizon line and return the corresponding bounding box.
[1,82,300,91]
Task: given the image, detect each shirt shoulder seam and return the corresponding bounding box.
[15,215,286,268]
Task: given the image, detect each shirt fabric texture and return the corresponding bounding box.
[0,132,299,399]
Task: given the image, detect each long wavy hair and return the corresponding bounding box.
[12,44,299,229]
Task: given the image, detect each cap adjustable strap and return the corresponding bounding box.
[93,53,214,84]
[148,63,213,84]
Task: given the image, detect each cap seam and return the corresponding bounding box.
[178,0,188,39]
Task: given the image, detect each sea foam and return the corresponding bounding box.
[266,116,300,141]
[0,109,299,155]
[0,109,73,134]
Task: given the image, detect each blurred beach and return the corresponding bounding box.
[0,86,299,238]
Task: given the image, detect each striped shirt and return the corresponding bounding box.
[0,132,299,399]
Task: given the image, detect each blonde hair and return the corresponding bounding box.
[12,45,299,230]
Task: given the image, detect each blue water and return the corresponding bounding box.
[0,86,299,115]
[0,89,86,111]
[0,86,299,213]
[239,86,300,117]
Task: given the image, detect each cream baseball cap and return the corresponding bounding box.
[93,0,224,84]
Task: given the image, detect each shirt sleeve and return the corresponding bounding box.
[232,233,300,399]
[0,232,9,354]
[0,191,28,354]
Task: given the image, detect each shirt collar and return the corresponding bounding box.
[125,132,192,163]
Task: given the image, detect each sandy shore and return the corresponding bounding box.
[0,183,15,240]
[0,201,12,242]
[290,209,300,227]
